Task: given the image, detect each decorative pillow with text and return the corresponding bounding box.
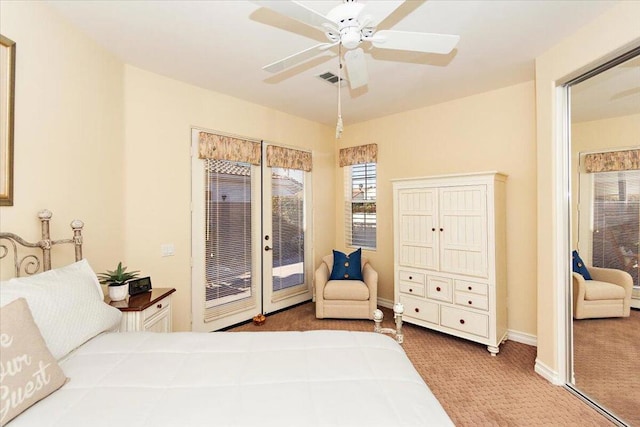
[0,298,67,426]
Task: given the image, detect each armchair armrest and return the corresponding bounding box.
[362,262,378,311]
[589,266,633,298]
[572,272,587,318]
[315,262,330,295]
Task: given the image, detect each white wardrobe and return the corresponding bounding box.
[392,172,507,355]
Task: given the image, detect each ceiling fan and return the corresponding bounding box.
[254,0,461,90]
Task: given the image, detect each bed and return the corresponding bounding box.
[0,211,453,426]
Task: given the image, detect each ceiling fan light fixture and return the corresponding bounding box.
[341,27,361,50]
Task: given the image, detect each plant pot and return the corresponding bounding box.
[108,283,128,302]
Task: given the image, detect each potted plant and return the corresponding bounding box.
[98,262,140,302]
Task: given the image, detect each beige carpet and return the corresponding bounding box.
[573,309,639,426]
[230,302,613,426]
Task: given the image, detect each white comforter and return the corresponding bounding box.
[11,330,453,427]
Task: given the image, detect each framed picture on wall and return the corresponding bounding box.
[0,34,15,206]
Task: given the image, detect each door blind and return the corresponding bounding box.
[203,159,256,320]
[271,167,305,295]
[591,170,640,288]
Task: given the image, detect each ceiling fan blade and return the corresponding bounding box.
[371,30,460,54]
[344,48,369,89]
[263,42,335,73]
[253,1,336,32]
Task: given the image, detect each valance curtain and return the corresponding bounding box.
[266,145,312,172]
[198,132,261,165]
[584,149,639,173]
[339,143,378,167]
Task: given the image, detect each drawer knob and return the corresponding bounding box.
[468,286,472,291]
[415,308,420,313]
[409,276,413,280]
[436,286,441,292]
[468,300,473,305]
[157,304,163,309]
[439,228,444,232]
[409,288,413,293]
[431,227,436,232]
[459,319,465,325]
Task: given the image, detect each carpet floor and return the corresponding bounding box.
[230,302,614,426]
[573,308,639,426]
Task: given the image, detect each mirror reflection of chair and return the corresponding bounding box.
[314,251,378,320]
[572,266,633,320]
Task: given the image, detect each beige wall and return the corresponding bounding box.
[0,1,125,277]
[339,81,538,337]
[571,114,640,248]
[0,1,335,333]
[4,0,637,355]
[122,66,335,332]
[535,1,640,382]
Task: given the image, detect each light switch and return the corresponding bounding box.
[161,243,175,257]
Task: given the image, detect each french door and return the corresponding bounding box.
[191,129,312,331]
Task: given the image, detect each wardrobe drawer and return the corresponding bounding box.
[455,280,488,296]
[454,292,489,311]
[399,282,425,297]
[427,276,453,303]
[399,295,439,325]
[441,306,489,338]
[398,270,425,284]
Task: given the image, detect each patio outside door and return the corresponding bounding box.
[191,130,311,331]
[262,142,313,314]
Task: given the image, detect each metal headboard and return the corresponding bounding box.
[0,209,84,277]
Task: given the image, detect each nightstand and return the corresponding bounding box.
[106,288,176,332]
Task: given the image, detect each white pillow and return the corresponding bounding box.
[0,259,122,360]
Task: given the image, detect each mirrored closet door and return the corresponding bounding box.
[567,48,640,427]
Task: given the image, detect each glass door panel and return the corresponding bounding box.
[262,146,312,313]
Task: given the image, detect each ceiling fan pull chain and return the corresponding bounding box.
[336,44,344,139]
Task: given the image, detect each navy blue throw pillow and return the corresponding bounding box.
[572,250,592,280]
[329,248,363,281]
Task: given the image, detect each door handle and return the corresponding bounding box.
[264,245,272,251]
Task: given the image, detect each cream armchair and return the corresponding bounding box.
[572,266,633,319]
[315,253,378,319]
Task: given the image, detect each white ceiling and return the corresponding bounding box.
[47,0,623,126]
[571,54,640,123]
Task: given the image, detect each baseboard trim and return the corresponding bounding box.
[507,329,537,347]
[377,297,394,309]
[534,358,563,385]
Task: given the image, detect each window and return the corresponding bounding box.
[345,162,376,249]
[591,170,639,288]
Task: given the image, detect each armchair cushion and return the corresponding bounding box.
[329,248,363,281]
[583,280,626,300]
[323,280,370,301]
[572,250,592,280]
